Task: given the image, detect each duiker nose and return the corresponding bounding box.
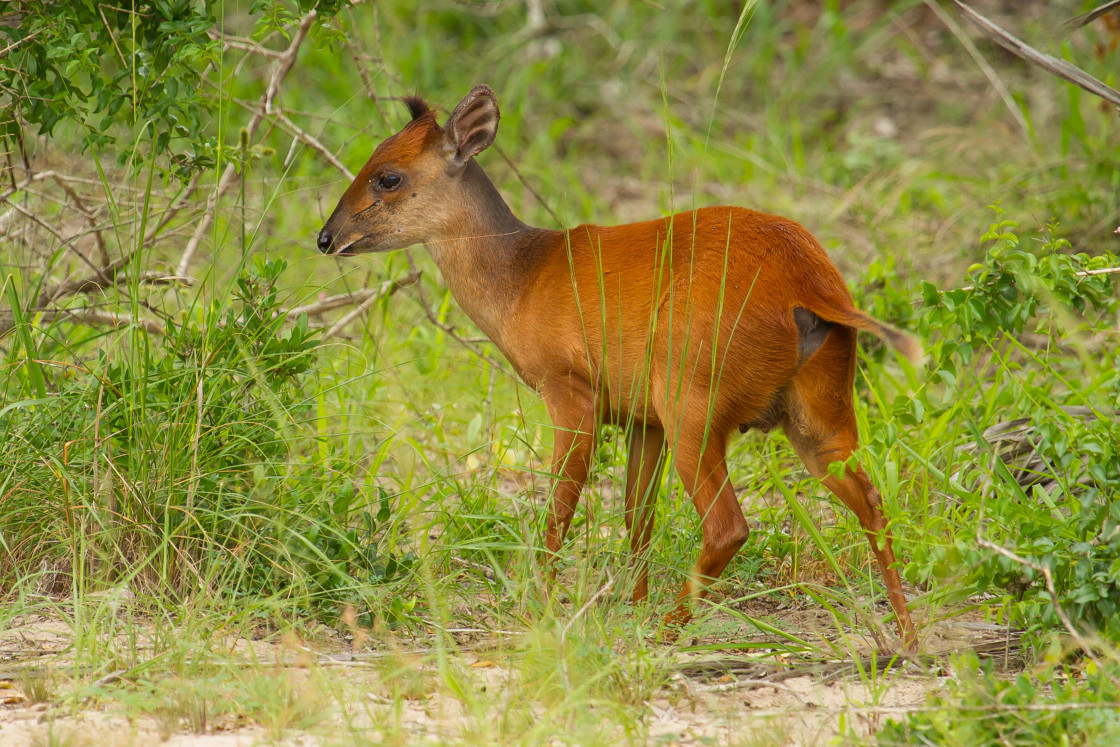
[316,227,333,254]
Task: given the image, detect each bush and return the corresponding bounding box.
[0,258,406,618]
[879,654,1120,746]
[907,207,1120,638]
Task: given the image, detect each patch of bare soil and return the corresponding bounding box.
[0,603,1018,746]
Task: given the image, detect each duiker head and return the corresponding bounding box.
[317,85,501,255]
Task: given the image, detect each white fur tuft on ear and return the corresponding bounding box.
[444,85,500,168]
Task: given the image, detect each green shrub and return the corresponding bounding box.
[908,207,1120,638]
[0,258,406,619]
[878,654,1120,746]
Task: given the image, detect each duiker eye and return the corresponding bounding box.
[378,173,402,190]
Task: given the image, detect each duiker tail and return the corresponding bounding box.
[814,306,923,362]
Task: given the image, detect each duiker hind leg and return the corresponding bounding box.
[623,423,667,603]
[782,329,917,650]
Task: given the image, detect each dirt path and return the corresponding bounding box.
[0,608,1018,746]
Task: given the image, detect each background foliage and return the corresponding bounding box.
[1,0,1119,743]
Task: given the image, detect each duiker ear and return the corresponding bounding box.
[444,85,500,169]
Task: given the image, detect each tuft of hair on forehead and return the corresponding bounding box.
[371,96,442,162]
[404,95,433,121]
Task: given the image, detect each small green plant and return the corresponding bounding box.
[878,653,1120,746]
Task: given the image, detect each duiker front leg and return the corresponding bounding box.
[541,382,597,566]
[665,428,750,627]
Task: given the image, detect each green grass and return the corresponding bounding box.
[1,1,1119,744]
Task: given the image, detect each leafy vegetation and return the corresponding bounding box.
[879,654,1120,746]
[1,0,1118,744]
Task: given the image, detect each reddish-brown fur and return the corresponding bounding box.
[318,85,920,651]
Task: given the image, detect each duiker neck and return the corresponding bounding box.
[423,160,558,344]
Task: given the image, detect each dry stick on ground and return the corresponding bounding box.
[175,10,318,278]
[954,0,1120,111]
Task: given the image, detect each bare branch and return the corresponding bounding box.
[208,30,285,59]
[176,10,318,277]
[48,172,109,265]
[0,307,165,335]
[284,276,420,318]
[321,272,420,341]
[272,109,354,179]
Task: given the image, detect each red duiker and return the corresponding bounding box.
[318,85,920,651]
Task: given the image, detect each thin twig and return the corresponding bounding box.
[321,272,419,341]
[49,173,110,265]
[923,0,1030,140]
[272,109,354,179]
[285,276,419,318]
[958,265,1120,292]
[975,538,1090,649]
[494,144,562,226]
[0,307,166,335]
[344,6,391,126]
[0,27,46,60]
[208,30,285,59]
[404,251,510,372]
[176,10,318,277]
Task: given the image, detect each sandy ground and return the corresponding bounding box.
[0,602,1018,746]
